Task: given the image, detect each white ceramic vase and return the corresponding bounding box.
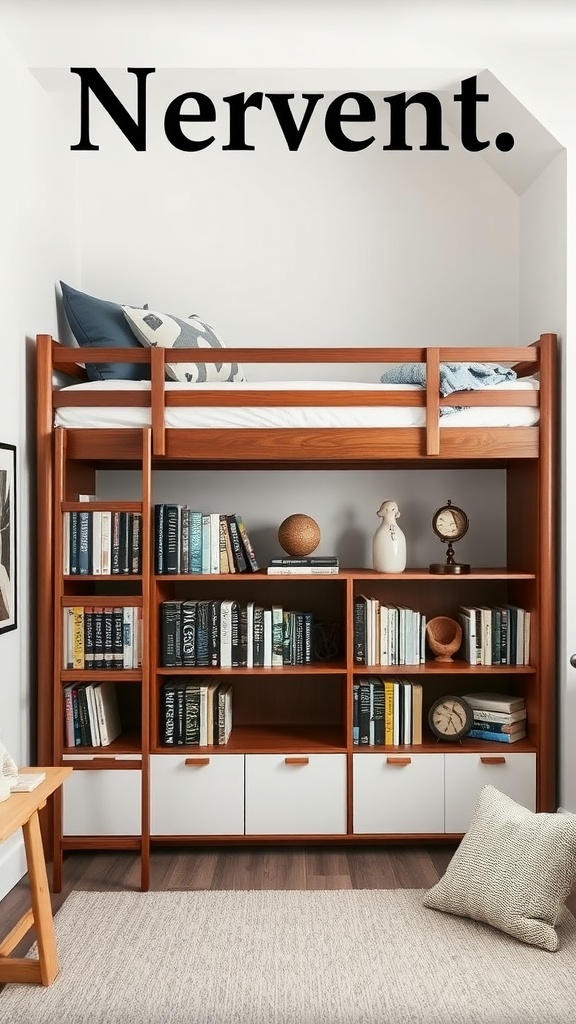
[373,499,406,573]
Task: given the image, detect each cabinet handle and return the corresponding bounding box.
[185,757,211,767]
[480,756,506,765]
[284,757,309,766]
[386,757,412,766]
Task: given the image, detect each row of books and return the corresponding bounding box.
[353,677,423,746]
[354,596,426,667]
[154,505,259,575]
[161,600,314,668]
[63,680,122,747]
[464,691,527,744]
[63,606,142,670]
[459,605,530,666]
[162,678,233,746]
[63,510,142,576]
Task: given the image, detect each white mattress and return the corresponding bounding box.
[53,379,541,430]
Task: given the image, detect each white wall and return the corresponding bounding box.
[72,79,520,365]
[0,27,77,898]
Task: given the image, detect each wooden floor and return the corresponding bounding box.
[2,843,575,990]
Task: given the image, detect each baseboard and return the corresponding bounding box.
[0,831,26,901]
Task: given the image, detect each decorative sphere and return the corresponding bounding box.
[278,514,321,557]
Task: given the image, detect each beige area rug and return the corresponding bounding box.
[1,889,575,1024]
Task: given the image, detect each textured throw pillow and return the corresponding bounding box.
[423,785,576,951]
[60,282,150,381]
[122,305,246,384]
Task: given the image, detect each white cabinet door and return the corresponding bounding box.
[353,753,445,834]
[150,754,245,835]
[245,754,347,835]
[63,769,141,836]
[444,752,536,833]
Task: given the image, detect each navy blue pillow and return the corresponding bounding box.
[60,282,151,381]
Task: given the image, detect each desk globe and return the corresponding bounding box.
[278,514,321,556]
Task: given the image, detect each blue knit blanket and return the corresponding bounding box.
[380,362,517,414]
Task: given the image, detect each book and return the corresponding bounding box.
[269,555,339,566]
[92,681,122,745]
[181,600,198,667]
[9,771,46,793]
[271,605,284,666]
[234,514,260,571]
[226,514,248,572]
[471,717,526,735]
[266,565,339,575]
[471,707,527,725]
[463,692,526,714]
[161,601,183,667]
[353,595,369,665]
[468,728,527,743]
[411,682,423,745]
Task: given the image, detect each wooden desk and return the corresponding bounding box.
[0,766,72,986]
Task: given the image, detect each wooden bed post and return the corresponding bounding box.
[425,348,441,455]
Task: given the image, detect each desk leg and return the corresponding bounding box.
[22,809,59,985]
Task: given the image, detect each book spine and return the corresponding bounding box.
[111,511,121,575]
[83,606,94,669]
[72,607,85,670]
[162,682,176,745]
[252,606,265,666]
[103,607,114,668]
[209,512,221,574]
[164,505,181,574]
[122,605,134,669]
[188,510,203,573]
[271,605,284,667]
[93,611,104,668]
[182,602,197,667]
[209,600,221,666]
[161,602,183,667]
[468,728,526,743]
[266,565,339,575]
[269,556,338,566]
[358,680,371,744]
[354,598,367,665]
[77,510,92,575]
[100,511,112,575]
[131,512,142,574]
[227,515,248,573]
[69,510,79,574]
[471,707,527,724]
[195,602,211,667]
[219,514,231,573]
[112,607,124,668]
[471,718,525,734]
[91,511,102,575]
[234,514,259,571]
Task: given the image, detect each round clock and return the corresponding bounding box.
[430,499,470,574]
[428,695,474,742]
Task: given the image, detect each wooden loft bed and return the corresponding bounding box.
[35,332,558,881]
[36,332,555,468]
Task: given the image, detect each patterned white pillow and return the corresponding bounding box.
[122,306,246,384]
[423,785,576,951]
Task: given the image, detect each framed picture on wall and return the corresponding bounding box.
[0,442,16,634]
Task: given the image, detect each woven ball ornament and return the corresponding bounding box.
[278,514,321,556]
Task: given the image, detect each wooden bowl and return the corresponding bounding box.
[426,616,462,662]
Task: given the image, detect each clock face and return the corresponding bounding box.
[432,502,469,543]
[428,696,474,741]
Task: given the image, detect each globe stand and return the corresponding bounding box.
[429,540,470,575]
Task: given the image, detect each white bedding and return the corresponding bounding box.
[53,379,540,430]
